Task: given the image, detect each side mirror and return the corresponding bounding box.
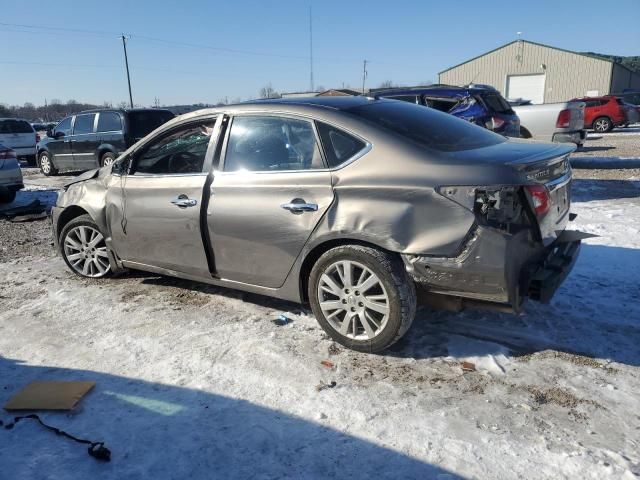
[54,131,65,139]
[111,157,130,175]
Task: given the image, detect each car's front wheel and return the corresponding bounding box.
[308,245,416,353]
[592,116,613,133]
[101,151,116,168]
[59,214,112,278]
[38,151,58,176]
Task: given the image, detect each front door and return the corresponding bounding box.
[207,114,334,288]
[107,117,219,277]
[48,116,73,168]
[70,112,99,170]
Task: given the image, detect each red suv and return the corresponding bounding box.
[571,95,627,133]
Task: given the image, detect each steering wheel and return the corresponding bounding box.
[167,151,200,173]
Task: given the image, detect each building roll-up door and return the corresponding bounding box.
[506,74,546,104]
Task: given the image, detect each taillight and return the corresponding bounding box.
[36,133,41,143]
[0,149,17,160]
[556,109,571,128]
[525,185,550,217]
[485,116,506,130]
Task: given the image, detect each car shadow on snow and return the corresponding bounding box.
[389,243,640,367]
[572,179,640,202]
[0,356,461,480]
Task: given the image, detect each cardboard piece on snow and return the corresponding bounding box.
[4,381,96,411]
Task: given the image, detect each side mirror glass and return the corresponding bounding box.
[111,157,130,175]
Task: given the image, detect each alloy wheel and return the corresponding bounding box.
[102,155,115,167]
[40,155,51,174]
[594,118,610,132]
[317,260,390,340]
[63,225,111,277]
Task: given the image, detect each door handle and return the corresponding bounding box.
[281,199,318,213]
[171,194,198,208]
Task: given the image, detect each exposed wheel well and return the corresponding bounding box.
[57,206,91,241]
[298,238,397,303]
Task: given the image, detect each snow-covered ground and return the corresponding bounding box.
[0,179,639,479]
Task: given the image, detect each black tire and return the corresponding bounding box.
[308,245,417,353]
[520,127,532,139]
[25,155,37,167]
[38,151,58,176]
[59,214,112,278]
[592,116,613,133]
[100,151,116,168]
[0,187,16,204]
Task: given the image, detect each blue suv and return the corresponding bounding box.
[371,85,521,138]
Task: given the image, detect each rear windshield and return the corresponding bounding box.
[347,101,505,152]
[480,93,513,113]
[127,110,175,139]
[0,119,34,134]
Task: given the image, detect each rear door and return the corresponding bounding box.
[95,111,126,155]
[207,114,334,288]
[107,116,219,277]
[70,113,99,170]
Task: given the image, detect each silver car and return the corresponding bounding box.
[51,97,584,352]
[0,143,23,203]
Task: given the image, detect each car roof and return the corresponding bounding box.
[372,84,498,98]
[75,108,174,115]
[250,96,375,110]
[0,118,33,122]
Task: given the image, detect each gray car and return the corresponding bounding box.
[51,97,584,352]
[0,143,23,203]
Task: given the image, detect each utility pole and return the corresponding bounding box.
[309,6,314,92]
[362,60,368,94]
[121,34,134,108]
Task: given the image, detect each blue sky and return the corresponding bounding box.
[1,0,638,106]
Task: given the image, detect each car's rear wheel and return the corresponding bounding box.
[593,116,613,133]
[38,151,58,176]
[308,245,416,353]
[101,151,116,168]
[60,214,112,278]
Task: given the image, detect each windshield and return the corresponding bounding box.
[347,100,506,152]
[128,110,175,139]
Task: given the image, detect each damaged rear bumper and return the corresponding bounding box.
[402,226,588,310]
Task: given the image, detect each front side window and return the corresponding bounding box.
[223,116,324,172]
[133,121,215,175]
[73,114,96,135]
[316,122,367,168]
[97,112,122,132]
[55,117,72,136]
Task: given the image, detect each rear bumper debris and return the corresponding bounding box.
[403,225,592,310]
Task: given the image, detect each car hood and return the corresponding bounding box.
[63,168,101,189]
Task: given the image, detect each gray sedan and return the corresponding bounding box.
[51,97,584,352]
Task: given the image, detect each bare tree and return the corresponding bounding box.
[378,80,395,89]
[259,83,280,99]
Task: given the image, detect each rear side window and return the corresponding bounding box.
[73,114,96,135]
[224,116,324,172]
[97,112,122,132]
[128,110,175,140]
[480,93,512,113]
[348,100,505,152]
[316,122,367,168]
[0,119,34,134]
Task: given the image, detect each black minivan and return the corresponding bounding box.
[36,108,174,176]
